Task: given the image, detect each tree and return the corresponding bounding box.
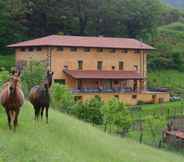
[0,0,27,53]
[21,61,46,96]
[102,97,132,134]
[117,0,163,39]
[71,96,104,125]
[51,83,75,113]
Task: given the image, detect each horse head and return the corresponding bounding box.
[46,70,54,88]
[9,70,21,95]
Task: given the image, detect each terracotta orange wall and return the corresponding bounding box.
[15,47,147,88]
[75,92,170,106]
[16,47,49,62]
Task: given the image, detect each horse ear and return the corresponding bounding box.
[47,70,50,76]
[17,71,21,77]
[11,69,16,75]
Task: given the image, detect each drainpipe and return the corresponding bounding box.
[48,47,52,71]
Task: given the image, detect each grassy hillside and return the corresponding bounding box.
[149,22,184,70]
[0,102,183,162]
[148,70,184,97]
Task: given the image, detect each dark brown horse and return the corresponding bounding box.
[29,70,53,123]
[0,70,24,131]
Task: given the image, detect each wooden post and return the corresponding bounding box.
[140,79,145,92]
[133,80,138,92]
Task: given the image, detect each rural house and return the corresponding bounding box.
[8,35,170,105]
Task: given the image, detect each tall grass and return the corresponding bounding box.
[0,102,183,162]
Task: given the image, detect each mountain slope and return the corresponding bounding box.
[0,102,183,162]
[162,0,184,8]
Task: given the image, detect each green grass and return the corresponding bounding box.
[148,70,184,97]
[0,102,183,162]
[128,101,184,148]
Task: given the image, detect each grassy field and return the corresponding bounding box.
[127,101,184,148]
[0,102,183,162]
[148,70,184,97]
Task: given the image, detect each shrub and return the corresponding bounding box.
[72,96,103,125]
[51,83,75,113]
[102,97,132,134]
[21,61,45,96]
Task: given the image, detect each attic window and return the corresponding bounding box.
[97,48,103,52]
[110,48,116,53]
[57,47,64,51]
[70,47,77,52]
[122,49,128,53]
[134,49,141,53]
[28,47,34,52]
[36,47,42,51]
[84,48,90,52]
[20,48,26,52]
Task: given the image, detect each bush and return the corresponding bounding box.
[21,61,46,96]
[72,96,103,125]
[51,83,75,113]
[102,97,132,134]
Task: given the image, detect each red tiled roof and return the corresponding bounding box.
[8,35,154,50]
[63,69,144,80]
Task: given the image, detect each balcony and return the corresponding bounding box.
[71,87,135,94]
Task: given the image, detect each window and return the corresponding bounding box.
[28,47,34,52]
[110,48,116,53]
[70,47,77,52]
[54,79,66,84]
[112,66,115,70]
[84,48,90,52]
[97,48,103,52]
[152,94,156,99]
[64,65,68,69]
[74,96,82,101]
[97,61,103,70]
[20,48,26,52]
[114,81,119,85]
[36,47,42,51]
[122,49,128,53]
[134,49,141,54]
[119,61,124,70]
[57,47,64,51]
[114,95,119,99]
[132,94,137,99]
[16,60,27,70]
[134,65,138,71]
[78,60,83,70]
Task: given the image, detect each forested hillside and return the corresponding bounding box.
[0,0,184,73]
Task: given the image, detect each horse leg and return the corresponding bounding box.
[41,107,44,120]
[34,106,39,121]
[13,109,20,132]
[6,109,11,130]
[45,107,49,124]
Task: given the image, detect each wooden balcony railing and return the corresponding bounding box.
[71,87,136,93]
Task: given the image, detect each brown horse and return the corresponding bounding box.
[29,70,53,123]
[0,70,24,131]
